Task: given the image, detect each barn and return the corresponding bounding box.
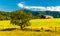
[41,15,53,19]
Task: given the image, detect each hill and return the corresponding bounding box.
[23,9,60,18]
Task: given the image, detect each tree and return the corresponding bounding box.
[10,10,32,29]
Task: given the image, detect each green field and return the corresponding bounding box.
[0,18,60,36]
[0,20,19,30]
[0,18,60,28]
[30,18,60,27]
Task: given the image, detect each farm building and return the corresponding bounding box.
[41,15,53,19]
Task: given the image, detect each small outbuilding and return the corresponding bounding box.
[41,15,53,19]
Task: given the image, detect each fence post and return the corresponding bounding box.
[55,27,56,32]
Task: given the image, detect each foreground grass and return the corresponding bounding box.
[0,30,60,36]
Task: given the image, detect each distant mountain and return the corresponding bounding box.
[45,11,60,18]
[23,9,60,18]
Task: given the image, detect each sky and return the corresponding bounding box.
[0,0,60,12]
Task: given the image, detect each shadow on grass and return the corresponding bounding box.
[0,28,17,31]
[0,28,57,32]
[22,28,40,32]
[22,27,53,32]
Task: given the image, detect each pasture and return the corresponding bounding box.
[30,18,60,27]
[0,20,19,30]
[0,18,60,36]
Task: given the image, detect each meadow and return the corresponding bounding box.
[0,20,19,30]
[30,18,60,27]
[0,18,60,36]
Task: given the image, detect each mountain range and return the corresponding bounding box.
[24,9,60,18]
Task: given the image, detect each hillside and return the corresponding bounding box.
[23,9,60,18]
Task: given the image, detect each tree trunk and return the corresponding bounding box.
[20,25,23,30]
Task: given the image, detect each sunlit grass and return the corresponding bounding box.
[0,20,19,29]
[0,18,60,36]
[30,18,60,27]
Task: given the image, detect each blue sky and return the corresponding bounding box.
[0,0,60,12]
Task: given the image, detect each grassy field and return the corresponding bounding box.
[30,18,60,27]
[0,20,19,30]
[0,18,60,36]
[0,30,60,36]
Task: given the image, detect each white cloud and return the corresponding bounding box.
[18,3,60,11]
[18,3,24,8]
[46,6,60,11]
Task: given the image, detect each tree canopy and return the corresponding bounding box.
[10,10,33,29]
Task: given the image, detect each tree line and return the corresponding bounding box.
[0,10,41,20]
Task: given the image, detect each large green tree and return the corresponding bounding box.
[10,10,32,29]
